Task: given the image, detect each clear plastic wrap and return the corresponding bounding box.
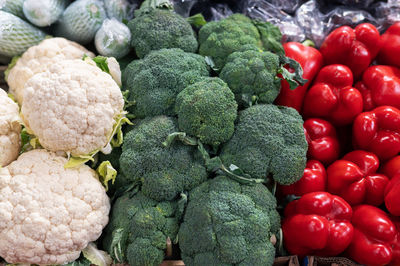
[94,18,131,59]
[294,0,326,46]
[247,0,399,48]
[373,0,400,30]
[246,0,305,43]
[23,0,69,27]
[104,0,136,22]
[324,7,380,30]
[171,0,198,17]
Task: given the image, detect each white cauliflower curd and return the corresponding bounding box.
[21,59,124,156]
[0,149,110,265]
[7,37,94,104]
[0,88,21,166]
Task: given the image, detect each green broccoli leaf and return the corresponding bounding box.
[204,56,219,72]
[109,228,126,263]
[278,55,308,90]
[82,243,112,266]
[20,127,41,154]
[96,161,117,191]
[109,112,133,148]
[64,152,97,168]
[253,20,284,55]
[92,56,110,74]
[186,13,207,27]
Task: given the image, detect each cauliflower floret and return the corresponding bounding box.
[0,88,21,166]
[0,149,110,265]
[21,59,124,156]
[7,37,95,104]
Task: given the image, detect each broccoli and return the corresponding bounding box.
[175,77,238,147]
[128,0,197,58]
[123,48,210,118]
[119,116,208,201]
[219,45,283,106]
[102,191,182,266]
[198,14,283,70]
[219,104,307,185]
[178,175,280,266]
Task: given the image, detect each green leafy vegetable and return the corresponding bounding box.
[96,160,117,191]
[82,243,112,266]
[186,13,206,27]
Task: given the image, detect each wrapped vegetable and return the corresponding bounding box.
[0,0,25,18]
[55,0,107,44]
[95,18,131,59]
[0,10,46,57]
[103,0,135,21]
[22,0,69,27]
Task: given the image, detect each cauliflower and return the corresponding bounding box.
[21,59,124,156]
[6,37,94,104]
[0,88,21,166]
[0,149,110,265]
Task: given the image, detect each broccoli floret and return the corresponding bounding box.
[123,48,210,118]
[175,77,238,147]
[178,175,280,266]
[119,116,208,201]
[219,45,282,106]
[198,14,283,70]
[128,8,197,58]
[103,192,181,266]
[219,104,307,185]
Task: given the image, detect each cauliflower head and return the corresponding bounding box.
[0,149,110,265]
[7,37,94,104]
[21,59,124,156]
[0,88,21,167]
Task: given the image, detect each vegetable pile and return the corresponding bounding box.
[1,0,400,266]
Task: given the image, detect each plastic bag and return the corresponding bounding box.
[373,0,400,31]
[294,0,326,46]
[94,18,131,59]
[171,0,198,17]
[324,7,380,31]
[247,0,305,43]
[104,0,137,21]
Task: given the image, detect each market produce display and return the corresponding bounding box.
[2,0,400,266]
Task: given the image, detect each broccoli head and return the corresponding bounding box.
[219,104,307,185]
[219,45,282,106]
[198,14,283,70]
[119,116,208,201]
[123,48,210,118]
[178,175,280,266]
[103,191,181,266]
[128,8,198,58]
[175,77,238,147]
